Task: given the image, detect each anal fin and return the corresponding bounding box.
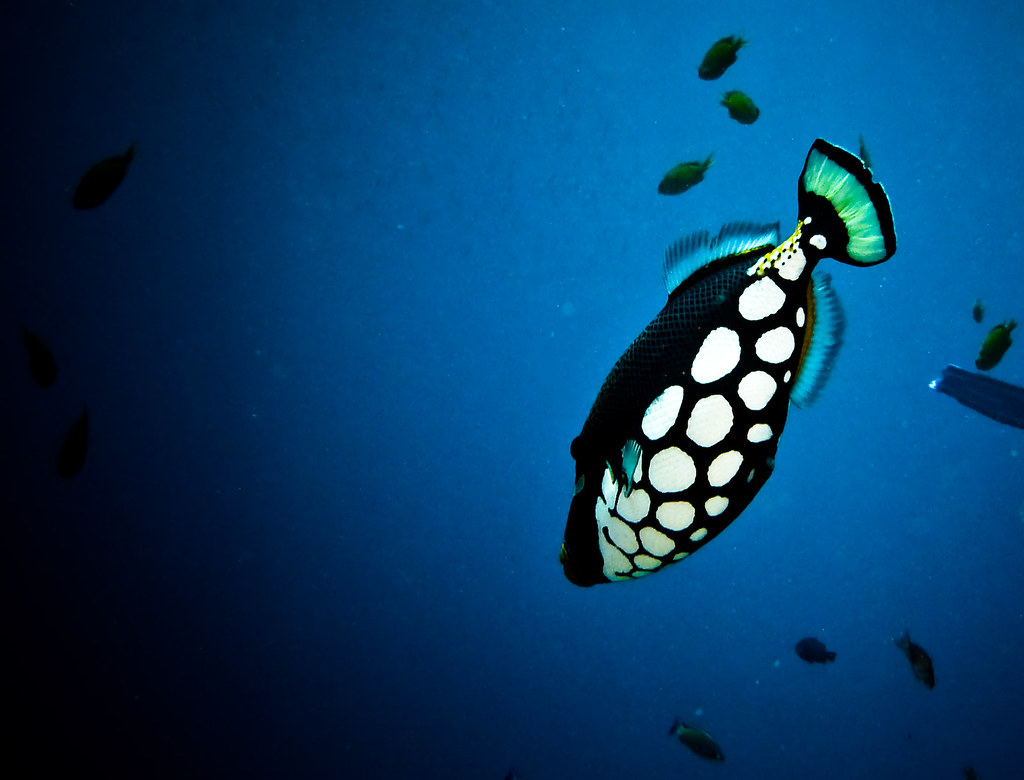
[792,271,845,408]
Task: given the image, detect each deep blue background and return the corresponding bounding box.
[3,1,1022,777]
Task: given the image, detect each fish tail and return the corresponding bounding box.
[797,139,896,266]
[894,629,909,650]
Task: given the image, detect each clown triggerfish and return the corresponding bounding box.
[560,139,897,586]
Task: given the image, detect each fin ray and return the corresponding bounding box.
[663,221,780,296]
[791,271,845,407]
[798,139,896,266]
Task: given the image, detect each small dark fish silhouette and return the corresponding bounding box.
[668,720,724,761]
[658,155,713,195]
[57,407,89,478]
[721,91,759,124]
[858,134,873,169]
[22,328,58,388]
[895,630,934,688]
[795,637,836,663]
[698,36,745,80]
[963,765,978,780]
[975,320,1016,370]
[73,144,134,209]
[972,298,984,323]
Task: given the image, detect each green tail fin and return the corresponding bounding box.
[798,139,896,266]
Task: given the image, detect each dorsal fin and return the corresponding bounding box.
[791,271,845,408]
[663,221,780,296]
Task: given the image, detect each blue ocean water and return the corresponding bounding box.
[2,1,1022,777]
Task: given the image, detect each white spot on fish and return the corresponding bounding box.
[686,395,734,447]
[657,501,695,531]
[633,554,662,570]
[738,277,786,321]
[747,423,772,442]
[616,487,650,524]
[707,450,743,487]
[705,496,729,516]
[603,514,639,553]
[691,327,741,383]
[648,447,697,492]
[737,370,777,411]
[640,526,675,557]
[641,385,684,440]
[755,327,795,364]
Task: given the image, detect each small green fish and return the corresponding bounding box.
[698,35,745,80]
[721,90,759,124]
[976,319,1016,370]
[73,143,134,210]
[972,298,984,323]
[658,155,713,195]
[668,720,724,761]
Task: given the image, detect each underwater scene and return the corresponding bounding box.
[2,1,1022,778]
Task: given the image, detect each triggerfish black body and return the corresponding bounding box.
[895,630,935,689]
[73,144,134,210]
[975,319,1016,370]
[560,139,897,586]
[668,720,724,761]
[698,36,745,80]
[795,637,836,663]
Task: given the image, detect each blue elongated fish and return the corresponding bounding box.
[560,139,897,586]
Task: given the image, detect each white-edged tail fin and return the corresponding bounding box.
[791,271,845,408]
[798,139,896,266]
